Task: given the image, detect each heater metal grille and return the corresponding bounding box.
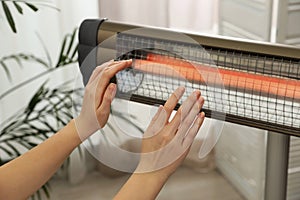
[114,32,300,136]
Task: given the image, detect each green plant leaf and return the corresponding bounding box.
[55,34,68,67]
[41,184,51,198]
[5,141,21,157]
[0,145,14,157]
[25,3,38,12]
[55,29,78,68]
[13,1,23,14]
[2,1,17,33]
[41,120,56,133]
[0,60,12,81]
[25,83,47,118]
[18,140,36,150]
[10,55,22,66]
[0,53,50,82]
[1,121,19,136]
[36,189,41,200]
[66,28,77,56]
[71,43,79,60]
[19,53,50,68]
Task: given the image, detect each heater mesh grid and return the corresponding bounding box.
[114,33,300,136]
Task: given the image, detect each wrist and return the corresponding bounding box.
[133,169,170,185]
[73,116,97,141]
[67,119,84,146]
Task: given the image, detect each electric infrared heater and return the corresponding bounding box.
[78,19,300,200]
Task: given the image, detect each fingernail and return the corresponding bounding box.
[174,86,185,99]
[198,97,204,105]
[193,90,200,99]
[119,59,132,62]
[200,112,205,118]
[179,86,185,93]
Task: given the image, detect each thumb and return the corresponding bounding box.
[97,83,117,127]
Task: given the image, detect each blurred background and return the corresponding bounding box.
[0,0,299,199]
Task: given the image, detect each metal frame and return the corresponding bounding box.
[265,132,290,200]
[97,19,300,60]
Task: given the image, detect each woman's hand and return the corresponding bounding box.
[113,87,205,200]
[75,59,132,140]
[136,86,205,178]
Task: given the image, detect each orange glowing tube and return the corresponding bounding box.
[133,54,300,100]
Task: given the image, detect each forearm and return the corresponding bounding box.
[113,171,169,200]
[0,119,81,200]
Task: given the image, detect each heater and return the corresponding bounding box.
[78,19,300,200]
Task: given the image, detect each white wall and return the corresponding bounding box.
[168,0,218,34]
[99,0,218,34]
[0,0,99,124]
[99,0,169,27]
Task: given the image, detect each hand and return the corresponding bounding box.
[135,86,205,178]
[75,59,132,140]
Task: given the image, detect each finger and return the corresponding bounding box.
[88,59,127,92]
[163,86,185,123]
[106,59,132,75]
[95,59,132,108]
[144,106,167,137]
[174,96,204,139]
[182,112,205,148]
[169,90,201,131]
[96,83,117,127]
[180,90,201,120]
[88,60,114,85]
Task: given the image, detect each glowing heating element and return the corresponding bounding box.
[135,54,300,101]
